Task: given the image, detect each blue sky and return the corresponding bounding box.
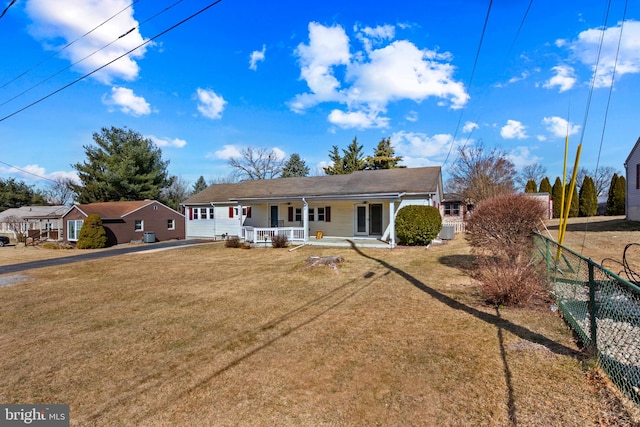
[1,0,639,191]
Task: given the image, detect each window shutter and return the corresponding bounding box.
[188,208,193,220]
[288,206,293,222]
[325,206,331,222]
[229,207,234,218]
[247,207,252,218]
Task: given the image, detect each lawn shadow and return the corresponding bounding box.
[438,254,476,273]
[546,217,640,233]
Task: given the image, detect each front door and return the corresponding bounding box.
[270,205,279,227]
[355,203,383,236]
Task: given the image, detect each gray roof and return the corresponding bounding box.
[185,167,442,204]
[0,205,68,220]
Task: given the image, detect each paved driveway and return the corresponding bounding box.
[0,240,212,275]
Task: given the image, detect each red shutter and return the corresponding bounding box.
[247,207,252,218]
[188,207,193,220]
[325,206,331,222]
[229,207,234,218]
[288,206,293,222]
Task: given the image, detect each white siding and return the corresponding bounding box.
[627,146,640,221]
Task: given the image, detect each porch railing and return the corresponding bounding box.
[243,226,305,243]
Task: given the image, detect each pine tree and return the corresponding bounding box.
[551,177,563,218]
[342,137,367,173]
[323,146,345,175]
[192,176,208,194]
[525,179,537,193]
[76,214,108,249]
[606,174,626,215]
[281,153,310,178]
[366,137,404,170]
[579,176,598,217]
[568,182,579,217]
[539,177,552,194]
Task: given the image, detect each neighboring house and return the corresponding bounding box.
[62,200,185,246]
[0,205,67,241]
[182,166,444,248]
[524,192,553,220]
[625,136,640,221]
[440,193,471,234]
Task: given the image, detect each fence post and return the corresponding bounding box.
[588,262,598,352]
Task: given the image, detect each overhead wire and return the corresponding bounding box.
[0,0,141,90]
[0,0,185,108]
[0,0,223,123]
[0,159,59,183]
[442,0,494,168]
[0,0,16,20]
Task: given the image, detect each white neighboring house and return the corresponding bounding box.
[625,136,640,221]
[0,205,68,241]
[181,166,444,248]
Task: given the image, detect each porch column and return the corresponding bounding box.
[303,198,309,243]
[389,200,395,248]
[237,203,243,238]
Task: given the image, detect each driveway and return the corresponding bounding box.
[0,239,213,275]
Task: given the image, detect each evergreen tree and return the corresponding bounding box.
[551,177,563,218]
[323,145,346,175]
[539,177,552,194]
[281,153,310,178]
[71,126,172,203]
[524,179,537,193]
[366,137,404,170]
[192,176,208,194]
[568,182,579,217]
[76,214,107,249]
[579,176,598,217]
[0,178,46,211]
[606,173,626,215]
[342,137,367,173]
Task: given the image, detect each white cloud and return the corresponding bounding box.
[0,164,78,183]
[290,22,468,129]
[543,65,576,92]
[506,146,541,169]
[196,88,226,119]
[249,44,266,71]
[355,24,395,52]
[542,116,580,138]
[328,109,389,129]
[25,0,149,84]
[147,135,187,148]
[391,131,455,164]
[211,144,241,160]
[500,120,528,140]
[405,111,418,122]
[102,87,151,116]
[463,121,479,133]
[565,20,640,87]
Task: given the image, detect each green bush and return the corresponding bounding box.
[395,205,442,246]
[76,214,107,249]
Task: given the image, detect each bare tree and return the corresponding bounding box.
[592,166,619,196]
[448,142,516,203]
[516,163,547,191]
[160,176,191,212]
[228,147,285,180]
[44,177,75,205]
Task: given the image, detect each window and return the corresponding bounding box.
[309,208,315,221]
[316,206,331,222]
[295,208,302,222]
[193,209,199,220]
[209,208,215,219]
[134,220,144,232]
[317,207,325,221]
[444,203,459,216]
[67,220,83,241]
[167,219,175,230]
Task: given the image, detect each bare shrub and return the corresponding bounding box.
[466,193,547,306]
[271,234,289,248]
[224,236,241,248]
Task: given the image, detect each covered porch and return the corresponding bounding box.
[241,226,391,249]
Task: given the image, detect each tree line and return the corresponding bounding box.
[0,127,626,218]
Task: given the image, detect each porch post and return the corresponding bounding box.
[302,198,309,243]
[389,200,395,248]
[237,203,243,238]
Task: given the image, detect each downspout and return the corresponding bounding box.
[302,197,309,243]
[210,202,216,239]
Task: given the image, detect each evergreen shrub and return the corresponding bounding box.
[395,205,442,246]
[76,214,107,249]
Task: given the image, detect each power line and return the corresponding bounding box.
[0,0,17,20]
[0,0,185,108]
[442,0,494,168]
[0,0,141,90]
[0,0,224,123]
[0,159,59,183]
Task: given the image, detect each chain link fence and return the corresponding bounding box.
[533,232,640,406]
